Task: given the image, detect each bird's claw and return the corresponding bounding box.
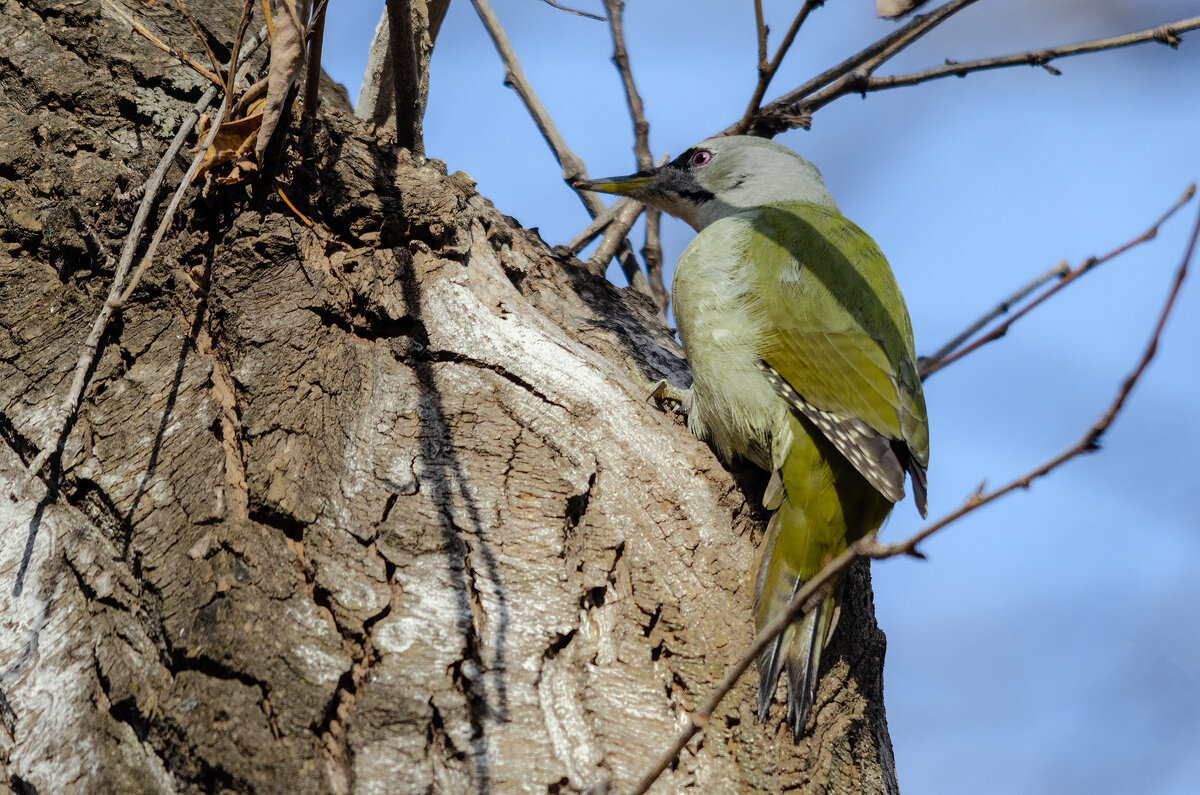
[627,369,687,409]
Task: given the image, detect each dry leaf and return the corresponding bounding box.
[193,109,264,184]
[256,0,311,163]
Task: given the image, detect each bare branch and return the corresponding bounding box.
[538,0,605,21]
[604,0,651,171]
[642,208,668,315]
[101,0,224,86]
[877,198,1200,558]
[472,0,590,186]
[17,26,270,491]
[631,196,1200,794]
[732,0,985,136]
[734,0,825,134]
[921,183,1196,378]
[586,198,644,274]
[302,0,328,118]
[562,197,637,255]
[918,259,1070,375]
[753,0,768,76]
[813,14,1200,110]
[603,0,667,311]
[472,0,651,297]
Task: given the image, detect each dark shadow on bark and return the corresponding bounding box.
[12,490,52,600]
[559,260,691,389]
[399,252,510,794]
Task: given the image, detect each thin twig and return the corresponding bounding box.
[921,183,1196,378]
[735,0,825,134]
[630,196,1200,795]
[740,4,1200,136]
[472,0,651,296]
[121,28,270,305]
[473,0,588,185]
[586,198,643,273]
[102,0,223,86]
[226,0,257,115]
[605,0,667,312]
[643,208,667,315]
[537,0,605,21]
[18,26,269,490]
[753,0,768,77]
[854,15,1200,97]
[876,199,1199,558]
[175,0,225,86]
[563,197,638,255]
[604,0,651,172]
[918,259,1070,374]
[730,0,984,136]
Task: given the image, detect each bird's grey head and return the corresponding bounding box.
[576,135,838,231]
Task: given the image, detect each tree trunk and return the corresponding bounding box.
[0,1,896,791]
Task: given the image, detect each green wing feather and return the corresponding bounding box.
[747,201,929,512]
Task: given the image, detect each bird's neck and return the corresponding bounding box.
[690,165,840,231]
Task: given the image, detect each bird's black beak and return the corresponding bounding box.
[572,169,657,197]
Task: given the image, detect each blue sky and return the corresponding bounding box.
[323,2,1200,791]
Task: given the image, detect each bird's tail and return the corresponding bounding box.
[753,414,891,737]
[754,549,837,738]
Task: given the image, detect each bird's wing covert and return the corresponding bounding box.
[747,202,929,511]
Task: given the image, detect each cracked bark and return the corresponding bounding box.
[0,0,897,792]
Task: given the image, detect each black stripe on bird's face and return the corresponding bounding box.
[649,150,716,204]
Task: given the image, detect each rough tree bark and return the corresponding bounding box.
[0,1,896,792]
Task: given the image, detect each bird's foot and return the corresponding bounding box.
[626,369,687,410]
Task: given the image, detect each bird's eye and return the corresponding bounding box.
[690,150,712,168]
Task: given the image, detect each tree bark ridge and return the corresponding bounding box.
[0,1,896,791]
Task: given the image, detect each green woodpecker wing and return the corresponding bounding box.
[748,202,929,515]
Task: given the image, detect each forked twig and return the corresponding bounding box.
[921,183,1196,378]
[875,199,1199,558]
[603,0,666,311]
[17,25,269,491]
[735,1,1200,137]
[732,0,985,136]
[586,198,643,273]
[918,260,1070,374]
[102,0,223,86]
[472,0,651,296]
[801,15,1200,118]
[628,195,1200,795]
[563,197,637,255]
[734,0,825,134]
